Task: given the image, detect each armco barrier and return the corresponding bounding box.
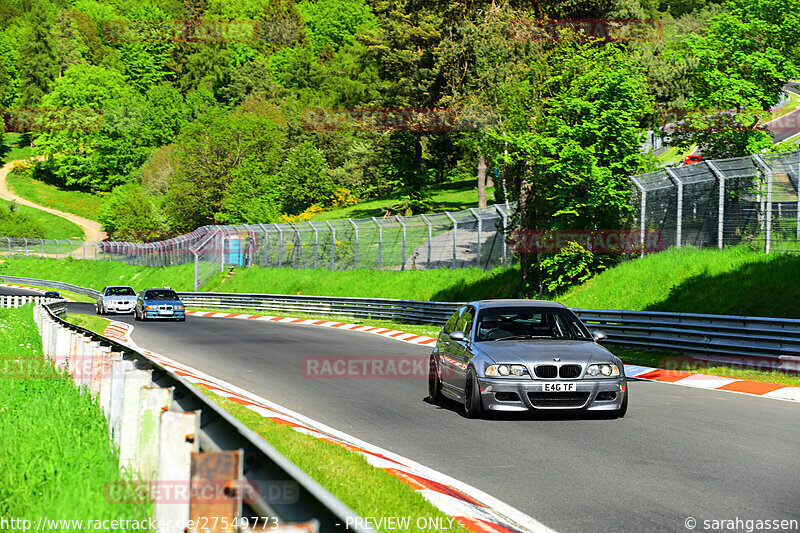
[5,275,800,369]
[178,292,460,325]
[0,276,101,300]
[25,298,371,533]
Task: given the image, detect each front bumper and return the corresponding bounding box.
[143,309,186,319]
[478,377,626,412]
[105,303,135,313]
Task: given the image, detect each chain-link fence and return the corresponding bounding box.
[631,150,800,254]
[0,237,104,259]
[100,203,515,289]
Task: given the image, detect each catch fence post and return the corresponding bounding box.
[444,212,457,269]
[348,218,358,269]
[325,221,336,270]
[495,204,508,266]
[665,168,683,247]
[469,208,482,268]
[371,217,382,270]
[308,221,319,268]
[420,214,432,268]
[258,224,269,266]
[706,161,726,249]
[754,155,774,253]
[630,176,646,257]
[275,224,284,268]
[396,215,407,269]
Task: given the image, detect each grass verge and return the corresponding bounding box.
[1,132,34,162]
[196,385,467,533]
[5,168,103,222]
[66,313,111,334]
[13,203,85,240]
[558,245,800,318]
[0,306,150,523]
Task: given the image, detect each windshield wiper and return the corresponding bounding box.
[489,334,552,341]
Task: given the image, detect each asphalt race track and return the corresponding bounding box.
[1,286,44,296]
[66,303,799,532]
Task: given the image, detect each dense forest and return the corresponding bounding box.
[0,0,797,291]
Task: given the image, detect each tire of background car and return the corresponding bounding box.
[428,354,443,404]
[464,366,483,419]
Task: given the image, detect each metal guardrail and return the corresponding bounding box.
[6,276,800,370]
[575,309,800,370]
[32,299,372,532]
[179,292,461,325]
[181,292,800,369]
[1,276,102,300]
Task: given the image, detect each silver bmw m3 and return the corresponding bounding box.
[428,300,628,418]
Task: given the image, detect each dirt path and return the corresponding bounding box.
[0,158,106,242]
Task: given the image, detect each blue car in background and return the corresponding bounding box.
[134,288,186,322]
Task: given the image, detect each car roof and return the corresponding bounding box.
[106,285,134,289]
[469,299,567,309]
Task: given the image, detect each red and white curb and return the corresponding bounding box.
[184,310,800,403]
[102,319,555,533]
[624,364,800,402]
[0,283,46,294]
[185,310,439,347]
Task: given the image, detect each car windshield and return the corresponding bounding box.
[107,287,135,296]
[474,307,591,342]
[144,290,179,300]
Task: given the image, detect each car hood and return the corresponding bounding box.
[474,339,615,365]
[143,300,183,306]
[105,295,136,301]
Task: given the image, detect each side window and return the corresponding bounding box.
[442,308,463,335]
[455,306,476,336]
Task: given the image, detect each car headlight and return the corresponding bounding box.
[145,305,155,310]
[485,364,529,377]
[176,305,184,310]
[585,364,620,377]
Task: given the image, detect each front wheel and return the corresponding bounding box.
[464,367,483,419]
[428,355,443,404]
[616,388,628,418]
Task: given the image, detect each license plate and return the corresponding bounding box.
[159,310,173,316]
[543,382,576,392]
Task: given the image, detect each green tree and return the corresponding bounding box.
[17,1,58,106]
[98,183,167,241]
[166,105,286,230]
[34,64,148,190]
[278,141,335,214]
[668,0,800,157]
[53,8,88,77]
[0,30,19,107]
[489,37,653,294]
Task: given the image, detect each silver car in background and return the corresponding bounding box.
[428,300,628,418]
[96,285,137,315]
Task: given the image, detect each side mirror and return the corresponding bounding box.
[449,331,467,342]
[591,330,607,342]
